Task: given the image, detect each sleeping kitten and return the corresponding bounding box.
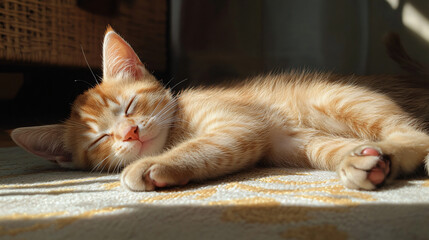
[11,27,429,191]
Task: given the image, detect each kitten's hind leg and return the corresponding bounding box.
[339,144,391,190]
[340,126,429,190]
[302,134,389,190]
[377,126,429,181]
[304,123,429,190]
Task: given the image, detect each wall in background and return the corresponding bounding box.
[3,0,429,128]
[171,0,429,86]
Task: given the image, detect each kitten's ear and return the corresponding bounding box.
[11,125,74,168]
[103,26,148,81]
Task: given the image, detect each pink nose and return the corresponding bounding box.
[123,126,139,141]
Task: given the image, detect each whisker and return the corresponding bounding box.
[74,79,94,88]
[106,161,113,173]
[157,118,193,132]
[155,95,178,116]
[115,160,122,174]
[158,118,190,127]
[161,77,175,89]
[157,118,175,126]
[99,153,117,173]
[155,98,178,122]
[112,155,125,173]
[81,45,100,86]
[147,78,184,119]
[168,78,188,92]
[112,161,120,174]
[157,110,194,128]
[147,94,172,120]
[171,118,192,124]
[116,158,126,173]
[90,152,114,173]
[91,160,106,173]
[157,111,182,126]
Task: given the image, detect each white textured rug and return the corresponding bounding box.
[1,147,429,240]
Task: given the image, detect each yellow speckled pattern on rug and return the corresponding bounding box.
[1,147,429,240]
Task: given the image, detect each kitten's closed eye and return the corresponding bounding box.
[125,96,136,117]
[89,134,110,149]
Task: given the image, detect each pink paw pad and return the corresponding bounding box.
[153,181,168,188]
[361,148,381,156]
[144,174,167,188]
[360,148,390,186]
[146,172,189,189]
[154,179,189,188]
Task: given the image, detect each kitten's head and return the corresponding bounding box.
[11,27,176,172]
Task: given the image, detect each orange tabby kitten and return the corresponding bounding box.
[11,27,429,191]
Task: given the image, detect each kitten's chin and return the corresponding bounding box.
[137,137,158,156]
[135,129,169,159]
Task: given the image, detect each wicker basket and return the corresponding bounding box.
[0,0,166,71]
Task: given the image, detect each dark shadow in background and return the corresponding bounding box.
[170,0,429,88]
[0,65,100,129]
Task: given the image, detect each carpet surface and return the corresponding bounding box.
[1,147,429,240]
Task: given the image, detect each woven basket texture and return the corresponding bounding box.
[0,0,166,70]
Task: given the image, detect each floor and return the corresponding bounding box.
[2,150,428,239]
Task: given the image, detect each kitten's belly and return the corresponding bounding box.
[264,129,308,167]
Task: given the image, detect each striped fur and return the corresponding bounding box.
[120,71,429,191]
[11,30,429,191]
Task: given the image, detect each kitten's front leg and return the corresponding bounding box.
[121,157,190,191]
[121,129,267,191]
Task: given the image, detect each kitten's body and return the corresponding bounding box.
[134,71,429,190]
[11,29,429,191]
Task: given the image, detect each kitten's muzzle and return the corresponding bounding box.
[123,125,140,141]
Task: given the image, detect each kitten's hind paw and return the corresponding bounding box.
[338,145,391,190]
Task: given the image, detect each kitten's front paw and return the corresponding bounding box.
[121,159,190,191]
[120,161,156,191]
[338,145,391,190]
